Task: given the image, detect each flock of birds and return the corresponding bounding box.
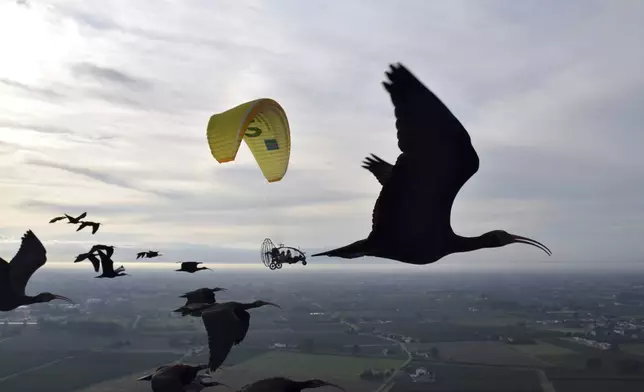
[0,63,553,391]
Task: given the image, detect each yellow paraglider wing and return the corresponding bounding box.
[206,98,291,183]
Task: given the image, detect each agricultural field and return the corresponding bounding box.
[408,341,552,367]
[0,351,181,392]
[509,341,576,357]
[243,328,387,347]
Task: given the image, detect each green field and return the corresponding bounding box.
[232,351,404,380]
[622,343,644,356]
[408,341,550,367]
[509,341,576,356]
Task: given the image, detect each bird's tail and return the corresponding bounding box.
[311,239,370,258]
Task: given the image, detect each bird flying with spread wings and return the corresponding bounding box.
[313,63,551,265]
[0,230,74,311]
[49,212,87,224]
[137,363,228,392]
[76,221,101,234]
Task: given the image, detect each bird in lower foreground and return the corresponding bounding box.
[0,230,75,311]
[202,300,281,372]
[312,63,551,265]
[177,262,211,273]
[239,377,345,392]
[49,212,87,224]
[137,363,228,392]
[76,221,101,234]
[138,250,162,259]
[94,253,128,278]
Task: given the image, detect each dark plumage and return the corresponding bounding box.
[137,363,228,392]
[137,250,161,259]
[94,253,128,278]
[173,302,216,318]
[49,212,86,224]
[76,221,100,234]
[0,230,74,311]
[181,287,227,305]
[202,300,281,372]
[313,63,551,265]
[74,244,115,272]
[177,261,211,273]
[239,377,345,392]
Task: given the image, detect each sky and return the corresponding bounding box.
[0,0,643,269]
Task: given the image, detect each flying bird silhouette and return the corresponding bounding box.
[137,363,228,392]
[312,63,551,265]
[49,212,87,224]
[176,262,211,273]
[0,230,74,311]
[173,302,217,318]
[74,244,115,270]
[201,300,281,372]
[239,377,345,392]
[181,287,227,305]
[76,221,101,234]
[94,253,128,278]
[137,250,161,259]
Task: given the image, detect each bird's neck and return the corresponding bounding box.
[449,234,488,254]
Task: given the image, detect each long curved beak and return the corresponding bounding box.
[54,294,75,304]
[511,234,552,256]
[137,374,153,381]
[266,302,282,309]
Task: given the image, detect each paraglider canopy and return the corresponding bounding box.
[206,98,291,183]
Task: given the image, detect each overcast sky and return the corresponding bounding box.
[0,0,642,269]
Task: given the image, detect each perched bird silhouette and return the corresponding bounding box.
[137,363,228,392]
[76,221,101,234]
[0,230,75,311]
[137,250,161,259]
[177,262,211,273]
[49,212,87,224]
[239,377,345,392]
[312,63,551,265]
[180,288,227,305]
[95,253,128,278]
[201,300,281,372]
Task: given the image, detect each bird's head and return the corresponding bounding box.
[252,300,282,309]
[34,292,75,305]
[302,379,346,391]
[482,230,551,256]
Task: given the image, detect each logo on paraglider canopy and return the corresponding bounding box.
[264,139,279,151]
[246,126,262,137]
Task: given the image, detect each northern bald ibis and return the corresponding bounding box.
[137,250,161,259]
[137,363,228,392]
[312,63,551,265]
[49,212,86,224]
[177,262,210,273]
[0,230,74,311]
[94,253,128,278]
[202,300,281,372]
[181,287,226,305]
[239,377,345,392]
[74,244,115,268]
[77,221,100,234]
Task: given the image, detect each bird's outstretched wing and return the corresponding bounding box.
[92,245,114,259]
[9,230,47,296]
[86,253,101,272]
[371,63,479,245]
[49,216,65,223]
[76,222,89,232]
[75,212,87,221]
[202,308,244,372]
[361,154,394,186]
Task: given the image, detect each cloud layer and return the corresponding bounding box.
[0,0,642,267]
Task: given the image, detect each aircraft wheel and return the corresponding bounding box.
[302,260,307,266]
[269,263,277,270]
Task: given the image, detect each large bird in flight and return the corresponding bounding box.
[0,230,74,311]
[313,63,551,265]
[239,377,345,392]
[137,363,228,391]
[201,300,281,372]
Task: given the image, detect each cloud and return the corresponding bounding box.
[0,0,642,267]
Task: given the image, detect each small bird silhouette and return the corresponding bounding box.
[49,212,87,224]
[137,250,161,259]
[0,230,75,311]
[76,221,101,234]
[176,262,211,273]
